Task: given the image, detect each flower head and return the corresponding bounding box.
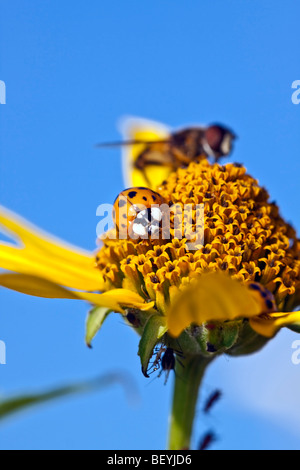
[96,159,300,341]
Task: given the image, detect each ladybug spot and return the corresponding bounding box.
[118,199,127,208]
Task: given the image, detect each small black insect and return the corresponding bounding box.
[126,311,141,328]
[158,348,176,384]
[147,344,166,376]
[198,431,217,451]
[147,345,184,383]
[203,389,222,414]
[159,347,185,385]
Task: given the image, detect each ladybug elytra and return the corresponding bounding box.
[113,187,168,240]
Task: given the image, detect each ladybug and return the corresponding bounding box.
[113,187,167,240]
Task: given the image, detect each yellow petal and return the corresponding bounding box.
[120,116,171,189]
[76,289,155,312]
[167,272,263,337]
[250,311,300,338]
[0,205,102,291]
[0,273,81,299]
[0,273,154,313]
[0,244,102,291]
[0,205,93,262]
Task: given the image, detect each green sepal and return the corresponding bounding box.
[193,321,240,357]
[85,306,111,348]
[227,320,270,356]
[138,314,167,377]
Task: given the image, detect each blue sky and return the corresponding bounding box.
[0,0,300,450]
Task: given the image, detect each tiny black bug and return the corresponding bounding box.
[198,431,217,451]
[126,311,141,328]
[147,344,184,384]
[203,389,222,414]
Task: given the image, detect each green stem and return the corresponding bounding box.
[168,355,212,450]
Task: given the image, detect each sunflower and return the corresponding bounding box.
[1,125,300,450]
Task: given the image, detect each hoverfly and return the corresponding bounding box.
[97,117,236,189]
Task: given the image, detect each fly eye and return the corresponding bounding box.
[205,126,224,153]
[205,125,236,156]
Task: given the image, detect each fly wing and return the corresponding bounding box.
[119,116,171,189]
